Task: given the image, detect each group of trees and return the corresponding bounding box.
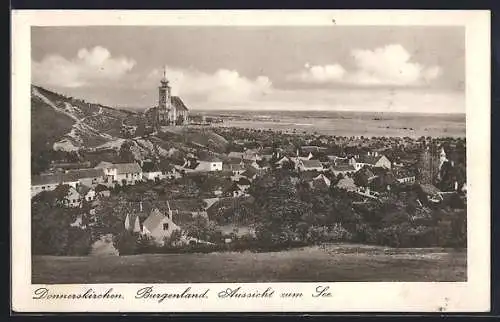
[244,168,467,249]
[32,190,95,256]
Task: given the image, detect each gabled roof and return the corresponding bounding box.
[142,208,165,232]
[172,96,189,111]
[359,154,389,165]
[77,184,92,196]
[331,164,356,172]
[223,163,245,172]
[114,163,142,174]
[95,161,114,169]
[32,174,64,186]
[65,168,105,179]
[300,159,323,169]
[227,151,244,159]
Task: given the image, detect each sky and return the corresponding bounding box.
[31,26,465,113]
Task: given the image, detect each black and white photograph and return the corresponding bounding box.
[11,10,490,312]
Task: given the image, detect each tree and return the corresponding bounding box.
[31,190,88,255]
[113,230,140,255]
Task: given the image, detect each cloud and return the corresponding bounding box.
[147,66,272,104]
[32,46,136,88]
[287,63,346,83]
[287,44,442,87]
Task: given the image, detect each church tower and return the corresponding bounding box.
[158,66,173,125]
[418,144,440,185]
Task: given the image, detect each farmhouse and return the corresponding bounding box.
[141,208,181,245]
[31,173,79,197]
[95,162,143,185]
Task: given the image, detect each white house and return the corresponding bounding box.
[195,156,223,172]
[60,186,82,208]
[350,154,392,171]
[141,208,181,245]
[95,162,143,185]
[143,171,165,181]
[31,173,79,198]
[77,185,96,202]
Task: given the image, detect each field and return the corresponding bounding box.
[32,244,466,284]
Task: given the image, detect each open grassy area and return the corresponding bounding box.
[32,244,466,284]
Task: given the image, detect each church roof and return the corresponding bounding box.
[172,96,189,111]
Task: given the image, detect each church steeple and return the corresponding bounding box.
[161,65,169,85]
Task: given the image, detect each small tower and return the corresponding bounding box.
[439,146,448,170]
[158,66,173,126]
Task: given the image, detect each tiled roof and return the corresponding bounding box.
[114,163,142,174]
[301,159,323,169]
[32,174,64,186]
[171,96,189,111]
[95,161,114,169]
[228,152,244,159]
[65,168,105,179]
[142,208,165,232]
[223,163,245,171]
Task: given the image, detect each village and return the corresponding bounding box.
[30,67,467,256]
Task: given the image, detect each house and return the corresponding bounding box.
[65,168,108,187]
[31,173,79,197]
[222,162,246,175]
[331,164,356,176]
[115,163,143,185]
[53,185,82,208]
[276,156,293,168]
[95,184,111,198]
[195,156,223,172]
[95,162,143,185]
[227,150,262,162]
[141,208,181,245]
[143,170,165,181]
[77,185,96,202]
[352,154,392,170]
[297,159,324,172]
[227,151,245,160]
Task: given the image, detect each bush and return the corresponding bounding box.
[113,231,140,255]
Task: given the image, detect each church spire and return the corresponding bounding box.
[162,65,169,84]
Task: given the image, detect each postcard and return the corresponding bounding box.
[11,9,490,312]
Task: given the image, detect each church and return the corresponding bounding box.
[155,66,189,127]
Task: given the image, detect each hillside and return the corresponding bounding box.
[31,85,135,151]
[31,85,229,173]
